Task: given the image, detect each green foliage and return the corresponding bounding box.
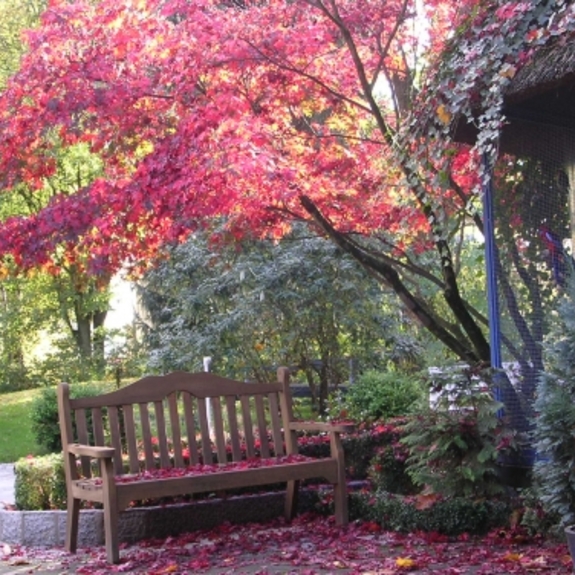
[0,273,57,392]
[30,382,109,453]
[401,367,514,498]
[320,490,512,536]
[367,443,416,495]
[335,368,424,422]
[105,325,148,385]
[0,0,47,88]
[14,453,66,510]
[518,488,561,538]
[28,337,98,387]
[140,223,422,414]
[533,274,575,528]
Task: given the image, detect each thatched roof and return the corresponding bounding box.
[453,39,575,154]
[504,41,575,104]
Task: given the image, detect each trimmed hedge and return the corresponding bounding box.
[318,489,513,536]
[14,453,66,511]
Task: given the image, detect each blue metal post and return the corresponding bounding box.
[482,155,503,379]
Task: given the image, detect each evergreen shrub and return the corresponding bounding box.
[30,382,108,453]
[321,490,512,536]
[367,442,416,495]
[533,274,575,528]
[14,453,66,510]
[337,368,423,422]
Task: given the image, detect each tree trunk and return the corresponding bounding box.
[300,195,489,365]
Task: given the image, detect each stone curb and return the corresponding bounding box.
[0,490,309,548]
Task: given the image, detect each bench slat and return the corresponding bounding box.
[92,407,105,446]
[154,400,171,469]
[74,409,92,477]
[225,396,242,462]
[240,396,255,458]
[168,393,184,468]
[278,369,298,455]
[254,395,270,458]
[268,393,285,457]
[122,404,140,474]
[139,403,155,470]
[211,397,228,464]
[114,458,339,510]
[197,398,213,464]
[182,393,200,465]
[108,406,125,475]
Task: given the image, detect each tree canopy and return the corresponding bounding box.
[0,0,571,364]
[138,223,422,411]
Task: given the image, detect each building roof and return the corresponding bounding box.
[453,39,575,154]
[504,41,575,129]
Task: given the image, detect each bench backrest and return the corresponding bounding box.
[58,367,296,477]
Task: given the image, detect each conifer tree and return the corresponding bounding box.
[533,272,575,527]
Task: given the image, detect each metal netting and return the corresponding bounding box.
[490,118,575,464]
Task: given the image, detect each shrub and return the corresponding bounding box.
[401,366,515,498]
[519,488,561,537]
[14,453,66,510]
[294,421,398,480]
[30,381,108,453]
[319,489,512,536]
[367,443,416,495]
[336,369,423,422]
[344,420,410,481]
[532,274,575,529]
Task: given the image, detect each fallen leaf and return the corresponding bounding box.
[396,556,417,570]
[502,552,522,562]
[413,493,440,511]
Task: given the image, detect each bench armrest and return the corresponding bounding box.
[288,421,355,434]
[66,443,115,459]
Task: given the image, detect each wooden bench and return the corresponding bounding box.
[57,367,353,563]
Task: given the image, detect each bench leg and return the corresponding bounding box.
[331,433,349,526]
[285,479,299,521]
[103,501,120,563]
[65,496,80,553]
[101,459,120,564]
[333,480,349,526]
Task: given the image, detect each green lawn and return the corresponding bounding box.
[0,387,46,463]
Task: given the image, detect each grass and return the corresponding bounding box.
[0,387,46,463]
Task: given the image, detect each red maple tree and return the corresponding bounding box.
[0,0,549,364]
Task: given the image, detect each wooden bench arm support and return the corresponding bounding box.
[288,422,355,434]
[66,443,116,459]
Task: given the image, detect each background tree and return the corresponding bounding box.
[0,0,47,88]
[139,224,423,413]
[0,0,114,382]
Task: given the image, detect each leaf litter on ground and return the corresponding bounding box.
[0,512,572,574]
